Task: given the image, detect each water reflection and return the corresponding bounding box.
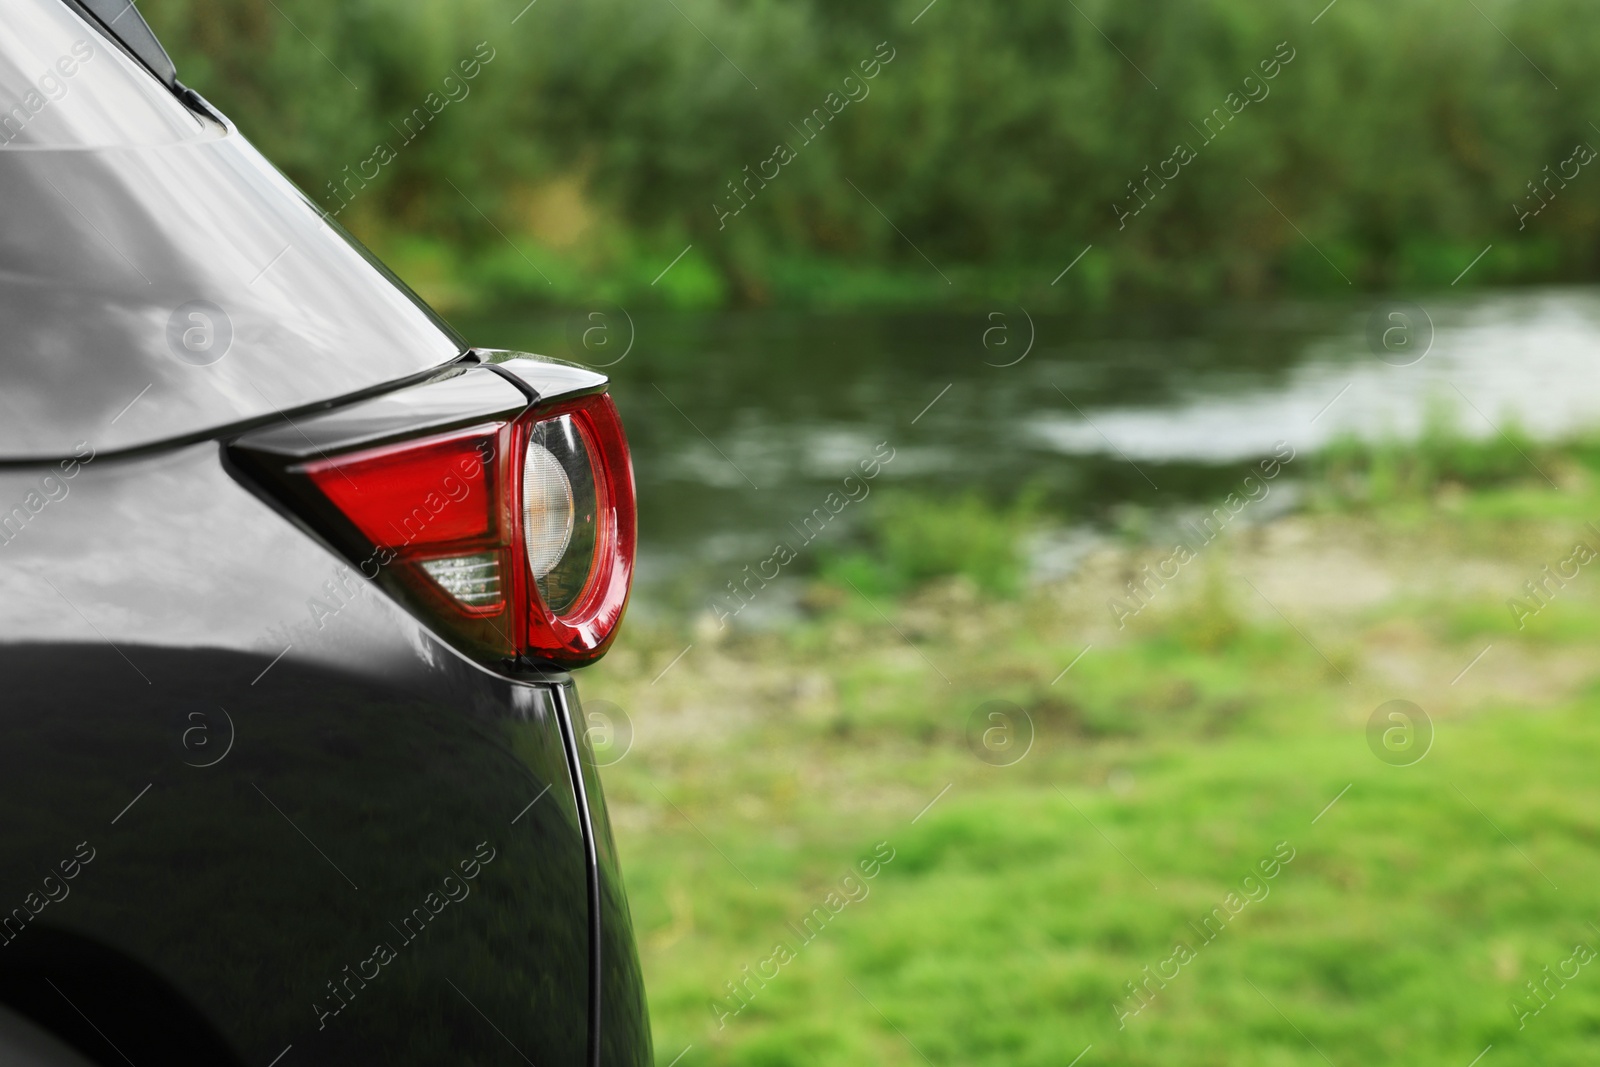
[458,287,1600,613]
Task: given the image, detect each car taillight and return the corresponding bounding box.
[239,364,636,670]
[512,394,636,663]
[301,421,519,654]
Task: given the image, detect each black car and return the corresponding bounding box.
[0,2,650,1064]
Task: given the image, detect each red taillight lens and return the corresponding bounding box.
[308,424,503,551]
[515,394,636,664]
[296,392,635,668]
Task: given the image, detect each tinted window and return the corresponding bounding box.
[0,0,206,148]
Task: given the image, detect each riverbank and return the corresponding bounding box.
[586,441,1600,1066]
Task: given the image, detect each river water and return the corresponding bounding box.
[458,286,1600,618]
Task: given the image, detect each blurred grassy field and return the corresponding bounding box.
[585,431,1600,1066]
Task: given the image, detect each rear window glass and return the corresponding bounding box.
[0,0,208,148]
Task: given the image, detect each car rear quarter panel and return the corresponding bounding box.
[0,441,647,1065]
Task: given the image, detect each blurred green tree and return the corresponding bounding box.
[141,0,1600,309]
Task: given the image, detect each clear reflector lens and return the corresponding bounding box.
[522,442,575,579]
[525,415,599,615]
[421,552,503,609]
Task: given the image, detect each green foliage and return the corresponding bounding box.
[1312,402,1558,508]
[140,0,1600,309]
[818,491,1036,597]
[589,455,1600,1066]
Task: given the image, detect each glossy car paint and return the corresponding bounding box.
[0,1,650,1064]
[0,0,461,459]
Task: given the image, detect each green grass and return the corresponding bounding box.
[1308,401,1582,511]
[817,490,1040,599]
[587,445,1600,1066]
